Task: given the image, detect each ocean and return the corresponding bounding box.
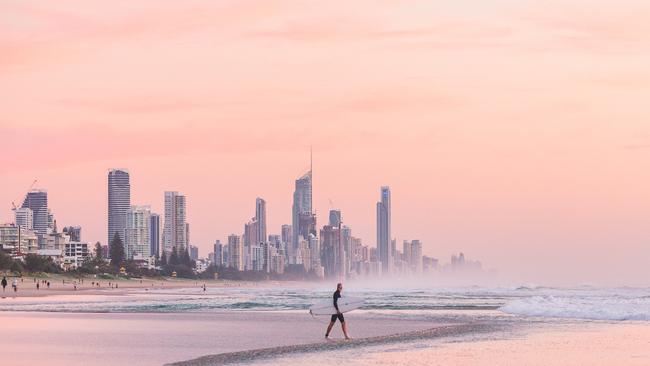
[2,284,649,365]
[2,284,649,321]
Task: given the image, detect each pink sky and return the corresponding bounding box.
[1,0,650,285]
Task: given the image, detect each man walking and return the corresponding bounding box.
[1,276,7,292]
[325,283,351,340]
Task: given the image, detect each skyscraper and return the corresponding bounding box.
[411,240,423,273]
[243,218,259,270]
[213,240,224,267]
[108,169,130,250]
[292,164,313,249]
[228,234,243,271]
[403,240,412,267]
[125,205,151,260]
[281,225,292,245]
[21,189,48,247]
[189,245,199,261]
[329,210,341,227]
[149,213,160,258]
[255,198,267,246]
[163,191,187,253]
[376,186,391,274]
[320,223,340,279]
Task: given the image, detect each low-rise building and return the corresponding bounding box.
[63,241,90,270]
[0,223,39,257]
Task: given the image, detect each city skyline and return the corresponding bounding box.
[2,1,650,285]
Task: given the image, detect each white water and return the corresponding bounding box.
[2,285,649,322]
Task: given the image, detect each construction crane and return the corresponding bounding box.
[11,179,38,212]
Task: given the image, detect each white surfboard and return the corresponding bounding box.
[309,296,364,315]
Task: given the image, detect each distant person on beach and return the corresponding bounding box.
[1,277,7,292]
[12,278,18,292]
[325,283,350,340]
[36,283,40,290]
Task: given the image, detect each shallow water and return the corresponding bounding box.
[2,285,649,321]
[2,284,650,365]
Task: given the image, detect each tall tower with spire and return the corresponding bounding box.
[291,150,315,251]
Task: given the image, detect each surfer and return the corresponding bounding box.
[325,283,350,340]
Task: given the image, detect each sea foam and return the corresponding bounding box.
[500,295,650,321]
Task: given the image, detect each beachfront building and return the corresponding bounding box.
[125,205,151,260]
[42,229,70,251]
[21,189,49,247]
[213,240,224,266]
[228,234,244,271]
[376,186,392,275]
[14,207,33,230]
[163,191,187,254]
[320,224,340,279]
[108,169,131,252]
[63,241,90,270]
[0,223,39,257]
[292,166,316,255]
[149,213,160,259]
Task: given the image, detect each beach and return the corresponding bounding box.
[236,322,650,366]
[1,281,649,365]
[0,310,452,366]
[0,275,274,298]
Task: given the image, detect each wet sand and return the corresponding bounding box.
[0,311,449,366]
[169,323,498,366]
[222,322,650,366]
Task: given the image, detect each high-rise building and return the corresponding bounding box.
[213,240,224,267]
[292,167,313,250]
[329,210,341,227]
[163,191,187,253]
[228,234,243,271]
[243,218,259,270]
[14,207,33,230]
[21,189,48,247]
[149,213,160,258]
[255,198,267,246]
[125,205,151,260]
[281,225,292,245]
[411,240,423,273]
[281,224,293,263]
[403,240,412,267]
[62,226,82,242]
[320,224,340,279]
[108,169,130,252]
[376,186,392,274]
[341,225,351,278]
[308,234,322,277]
[189,245,199,261]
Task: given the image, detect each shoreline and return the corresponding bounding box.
[0,273,307,299]
[168,322,500,366]
[0,310,452,366]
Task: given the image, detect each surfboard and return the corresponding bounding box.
[309,296,364,315]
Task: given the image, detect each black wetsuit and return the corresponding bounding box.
[331,290,345,323]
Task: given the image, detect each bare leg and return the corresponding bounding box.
[325,321,335,337]
[341,321,350,339]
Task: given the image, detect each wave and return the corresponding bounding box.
[500,295,650,321]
